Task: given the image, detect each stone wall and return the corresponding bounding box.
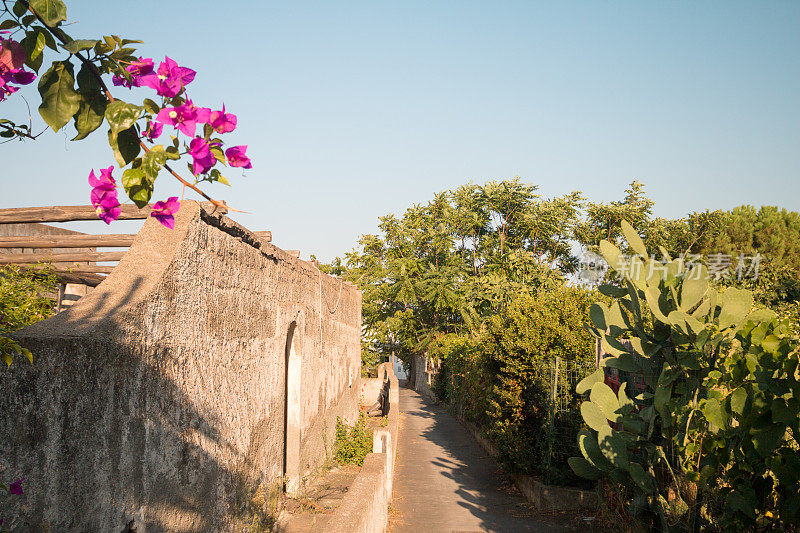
[323,363,399,533]
[0,201,362,531]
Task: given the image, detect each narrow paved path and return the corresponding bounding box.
[389,387,570,533]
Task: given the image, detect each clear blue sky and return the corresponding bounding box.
[2,1,798,260]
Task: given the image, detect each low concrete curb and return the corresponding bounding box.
[456,414,598,512]
[324,363,400,533]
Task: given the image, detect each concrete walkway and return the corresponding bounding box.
[389,387,571,533]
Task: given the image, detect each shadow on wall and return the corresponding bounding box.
[0,277,258,532]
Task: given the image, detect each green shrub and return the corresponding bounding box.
[334,414,372,466]
[0,265,58,367]
[573,221,800,531]
[429,285,596,484]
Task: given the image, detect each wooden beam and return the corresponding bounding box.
[253,231,272,242]
[9,266,106,288]
[21,265,115,274]
[0,251,125,264]
[0,234,135,248]
[0,205,151,224]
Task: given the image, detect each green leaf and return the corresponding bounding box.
[691,297,711,319]
[28,0,67,27]
[752,423,786,457]
[727,490,757,520]
[216,174,230,186]
[568,456,602,480]
[597,424,628,469]
[628,461,655,493]
[730,387,748,417]
[680,266,708,312]
[654,382,672,421]
[578,429,613,471]
[108,126,140,166]
[603,352,641,373]
[62,39,99,54]
[744,308,777,324]
[589,302,607,331]
[104,100,143,136]
[601,336,626,356]
[576,369,604,395]
[37,61,81,132]
[141,145,168,179]
[590,382,621,422]
[621,219,647,257]
[0,20,19,31]
[121,166,153,208]
[581,402,609,432]
[703,398,727,430]
[618,382,634,409]
[771,398,795,426]
[599,240,622,273]
[761,335,780,354]
[598,284,628,298]
[164,145,181,160]
[718,287,753,330]
[644,286,670,322]
[210,145,226,165]
[75,62,103,94]
[12,0,27,18]
[668,310,704,335]
[142,98,160,115]
[72,93,107,140]
[21,30,46,72]
[35,25,58,51]
[94,41,113,55]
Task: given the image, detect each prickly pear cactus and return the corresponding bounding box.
[571,220,800,531]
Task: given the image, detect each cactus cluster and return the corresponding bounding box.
[571,220,799,530]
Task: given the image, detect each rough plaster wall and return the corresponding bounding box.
[0,202,361,532]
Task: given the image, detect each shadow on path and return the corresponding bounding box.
[389,387,573,533]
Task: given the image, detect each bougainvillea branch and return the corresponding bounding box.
[1,0,250,225]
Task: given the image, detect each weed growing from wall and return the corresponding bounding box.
[334,414,372,466]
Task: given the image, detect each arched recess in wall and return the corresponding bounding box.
[283,321,302,496]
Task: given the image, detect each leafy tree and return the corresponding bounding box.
[342,178,584,381]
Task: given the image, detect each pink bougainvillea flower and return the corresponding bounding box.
[209,104,237,134]
[112,57,158,89]
[156,100,210,137]
[225,145,252,169]
[0,38,26,73]
[88,167,121,224]
[9,478,24,496]
[150,197,180,229]
[7,69,35,85]
[188,137,215,175]
[0,38,35,101]
[141,56,196,97]
[142,121,163,141]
